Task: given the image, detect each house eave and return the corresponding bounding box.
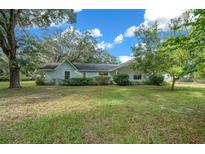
[110,58,136,72]
[41,69,56,71]
[79,70,114,72]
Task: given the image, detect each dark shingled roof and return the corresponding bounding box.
[41,62,119,71]
[73,63,119,71]
[41,63,60,69]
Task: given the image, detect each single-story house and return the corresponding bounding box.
[41,59,147,83]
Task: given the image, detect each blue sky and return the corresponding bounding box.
[30,9,185,62]
[74,9,145,58]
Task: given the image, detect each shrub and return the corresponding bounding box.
[0,76,9,81]
[92,76,111,85]
[51,79,65,85]
[130,81,145,85]
[147,74,164,86]
[67,78,92,86]
[21,77,34,81]
[35,75,45,85]
[20,73,34,81]
[113,74,130,86]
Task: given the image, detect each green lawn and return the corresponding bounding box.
[0,81,205,143]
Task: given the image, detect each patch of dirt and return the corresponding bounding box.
[0,93,95,124]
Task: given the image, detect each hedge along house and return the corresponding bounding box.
[41,59,147,83]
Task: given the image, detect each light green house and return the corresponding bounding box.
[41,59,146,83]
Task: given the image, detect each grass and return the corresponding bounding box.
[0,81,205,143]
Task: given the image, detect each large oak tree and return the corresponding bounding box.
[40,28,118,64]
[0,9,76,88]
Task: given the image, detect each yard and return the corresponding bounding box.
[0,81,205,143]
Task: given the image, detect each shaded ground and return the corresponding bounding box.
[0,81,205,143]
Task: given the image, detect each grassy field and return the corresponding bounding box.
[0,81,205,143]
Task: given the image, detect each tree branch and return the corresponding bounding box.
[0,10,7,20]
[0,35,9,56]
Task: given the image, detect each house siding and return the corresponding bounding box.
[83,72,98,78]
[111,65,146,82]
[43,59,147,83]
[44,61,83,82]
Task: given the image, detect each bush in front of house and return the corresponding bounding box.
[35,75,45,85]
[67,78,92,86]
[113,74,130,85]
[130,81,145,85]
[147,74,164,86]
[92,76,111,85]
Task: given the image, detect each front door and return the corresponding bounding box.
[65,71,70,80]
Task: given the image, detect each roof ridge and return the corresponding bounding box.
[73,63,119,65]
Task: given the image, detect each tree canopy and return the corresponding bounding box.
[132,9,205,90]
[40,28,117,64]
[0,9,76,88]
[132,22,161,75]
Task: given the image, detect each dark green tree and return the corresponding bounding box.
[40,28,118,64]
[0,9,75,88]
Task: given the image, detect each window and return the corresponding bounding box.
[133,74,142,80]
[99,72,108,76]
[65,71,70,80]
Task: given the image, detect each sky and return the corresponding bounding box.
[30,9,186,63]
[74,9,145,63]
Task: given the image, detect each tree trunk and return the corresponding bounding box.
[7,10,21,88]
[9,56,21,88]
[171,77,177,90]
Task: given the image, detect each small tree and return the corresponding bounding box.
[158,43,191,90]
[157,10,205,90]
[0,9,76,88]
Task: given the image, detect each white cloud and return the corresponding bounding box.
[97,41,113,50]
[144,9,186,31]
[124,9,187,37]
[114,34,124,44]
[74,9,83,13]
[118,56,132,63]
[97,34,124,50]
[124,26,137,37]
[61,26,82,36]
[89,28,103,37]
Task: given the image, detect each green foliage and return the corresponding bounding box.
[194,71,205,79]
[156,11,199,89]
[132,22,161,74]
[0,9,76,88]
[17,34,47,77]
[113,74,130,85]
[35,75,45,86]
[92,76,111,85]
[20,73,34,81]
[130,81,145,85]
[66,78,92,86]
[40,29,118,64]
[0,75,9,81]
[147,74,164,86]
[0,51,9,78]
